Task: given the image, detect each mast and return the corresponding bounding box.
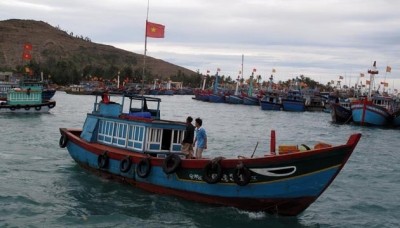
[367,61,379,99]
[142,0,150,94]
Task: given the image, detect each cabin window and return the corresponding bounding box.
[127,125,145,151]
[112,122,128,147]
[97,120,115,144]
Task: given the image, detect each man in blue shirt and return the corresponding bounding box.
[193,118,207,159]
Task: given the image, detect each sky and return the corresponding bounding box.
[1,0,400,92]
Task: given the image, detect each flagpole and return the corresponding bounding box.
[142,0,150,94]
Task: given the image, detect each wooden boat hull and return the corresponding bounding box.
[330,103,352,124]
[60,128,361,216]
[209,94,225,103]
[351,100,391,126]
[243,96,259,106]
[260,100,282,111]
[226,95,243,104]
[282,99,305,112]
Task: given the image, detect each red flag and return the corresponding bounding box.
[22,52,31,60]
[24,43,32,50]
[146,21,165,38]
[253,68,257,72]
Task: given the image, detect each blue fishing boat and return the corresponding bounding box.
[225,94,244,104]
[260,91,282,111]
[281,90,305,112]
[0,79,56,113]
[59,92,362,216]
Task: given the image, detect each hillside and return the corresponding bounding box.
[0,19,197,83]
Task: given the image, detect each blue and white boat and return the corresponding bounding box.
[59,92,362,216]
[0,79,56,113]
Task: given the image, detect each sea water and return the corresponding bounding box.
[0,92,399,228]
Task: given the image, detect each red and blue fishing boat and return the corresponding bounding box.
[350,62,395,126]
[59,93,362,216]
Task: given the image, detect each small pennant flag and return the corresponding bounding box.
[339,76,344,79]
[22,52,31,60]
[217,68,221,72]
[386,66,392,73]
[360,73,364,77]
[253,68,257,72]
[272,68,276,73]
[24,43,32,50]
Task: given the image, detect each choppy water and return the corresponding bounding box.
[0,92,399,228]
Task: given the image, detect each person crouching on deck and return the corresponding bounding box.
[193,118,207,159]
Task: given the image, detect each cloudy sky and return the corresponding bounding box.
[1,0,400,90]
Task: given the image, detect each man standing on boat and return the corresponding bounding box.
[193,118,207,159]
[181,116,195,159]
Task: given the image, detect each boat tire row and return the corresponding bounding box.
[76,151,251,186]
[5,103,55,111]
[202,160,251,186]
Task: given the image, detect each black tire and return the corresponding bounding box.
[232,164,251,186]
[162,154,181,174]
[120,156,132,173]
[98,151,109,169]
[35,106,41,111]
[136,157,151,178]
[24,105,30,110]
[202,161,223,184]
[59,134,68,148]
[10,106,16,111]
[48,103,55,109]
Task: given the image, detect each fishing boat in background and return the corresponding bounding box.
[59,92,362,216]
[242,75,260,106]
[0,79,56,113]
[393,109,400,127]
[282,90,305,112]
[330,98,353,124]
[351,62,394,126]
[260,75,282,111]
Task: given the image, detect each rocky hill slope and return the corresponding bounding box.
[0,19,196,80]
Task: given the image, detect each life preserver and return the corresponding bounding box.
[202,161,223,184]
[162,154,181,174]
[48,103,55,109]
[136,157,151,178]
[10,106,16,111]
[24,105,30,111]
[98,151,109,169]
[120,156,132,173]
[59,134,68,148]
[232,163,251,186]
[35,106,41,111]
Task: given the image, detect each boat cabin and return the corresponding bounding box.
[80,93,186,158]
